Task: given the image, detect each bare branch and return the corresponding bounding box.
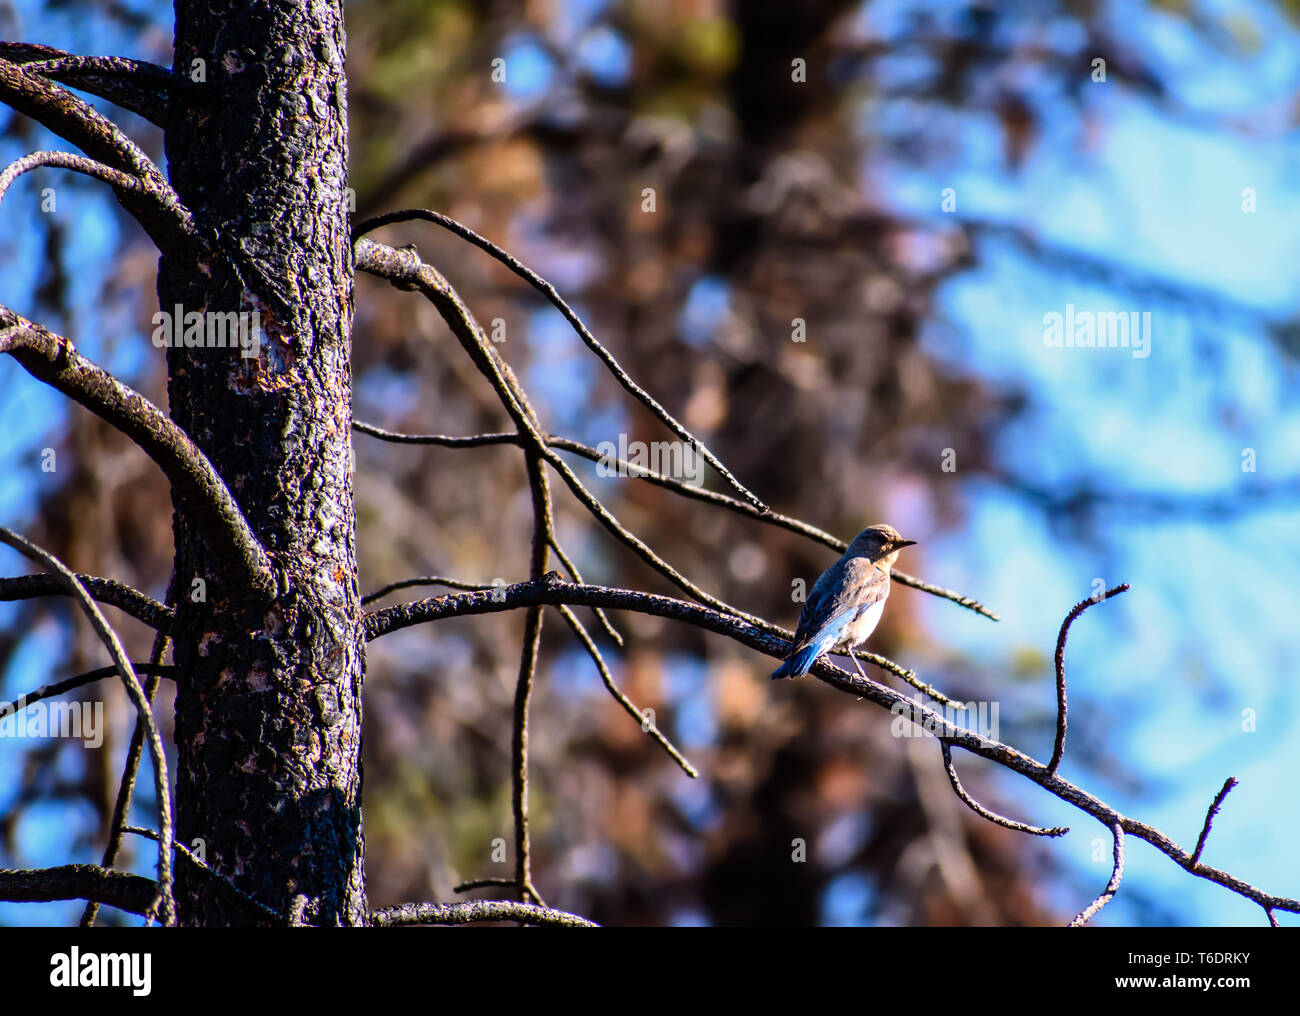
[352,419,516,448]
[0,572,172,630]
[545,433,1001,621]
[0,864,156,916]
[0,149,145,204]
[846,647,960,707]
[939,740,1067,837]
[0,308,277,598]
[0,662,174,717]
[555,603,697,777]
[362,575,492,605]
[352,417,1000,623]
[1050,583,1130,774]
[548,535,623,647]
[362,572,1300,918]
[85,576,177,927]
[122,827,286,925]
[0,57,195,248]
[1069,821,1125,926]
[0,525,176,926]
[353,239,784,636]
[512,450,553,907]
[0,56,159,178]
[454,877,518,893]
[354,209,769,513]
[1191,777,1239,867]
[0,43,180,125]
[371,900,598,928]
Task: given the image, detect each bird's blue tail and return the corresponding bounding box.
[771,643,823,680]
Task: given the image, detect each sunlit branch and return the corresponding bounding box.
[939,739,1067,837]
[0,43,180,125]
[353,239,789,636]
[0,58,195,248]
[371,900,597,928]
[1050,583,1129,774]
[0,309,277,598]
[1190,777,1239,868]
[1069,820,1125,927]
[548,535,623,647]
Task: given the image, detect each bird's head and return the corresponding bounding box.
[846,523,917,568]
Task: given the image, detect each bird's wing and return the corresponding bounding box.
[793,559,889,652]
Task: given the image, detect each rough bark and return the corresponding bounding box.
[159,0,364,925]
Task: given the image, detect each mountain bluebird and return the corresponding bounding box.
[771,523,916,680]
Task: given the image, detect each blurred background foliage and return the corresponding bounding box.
[2,0,1299,926]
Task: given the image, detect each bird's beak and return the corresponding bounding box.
[895,539,917,549]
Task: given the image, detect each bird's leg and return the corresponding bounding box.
[847,648,871,683]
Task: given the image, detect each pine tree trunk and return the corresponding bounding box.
[159,0,364,925]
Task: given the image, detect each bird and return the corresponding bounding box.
[771,523,916,680]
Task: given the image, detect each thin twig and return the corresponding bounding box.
[0,662,174,717]
[513,451,552,907]
[845,647,959,707]
[0,526,175,925]
[121,826,286,925]
[939,740,1067,837]
[556,603,697,777]
[0,149,145,207]
[84,574,177,927]
[352,419,517,448]
[1190,777,1239,867]
[353,209,769,513]
[545,433,1000,621]
[548,535,623,647]
[454,877,518,894]
[1069,820,1125,926]
[1049,583,1130,774]
[362,575,492,605]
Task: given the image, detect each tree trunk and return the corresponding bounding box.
[159,0,364,925]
